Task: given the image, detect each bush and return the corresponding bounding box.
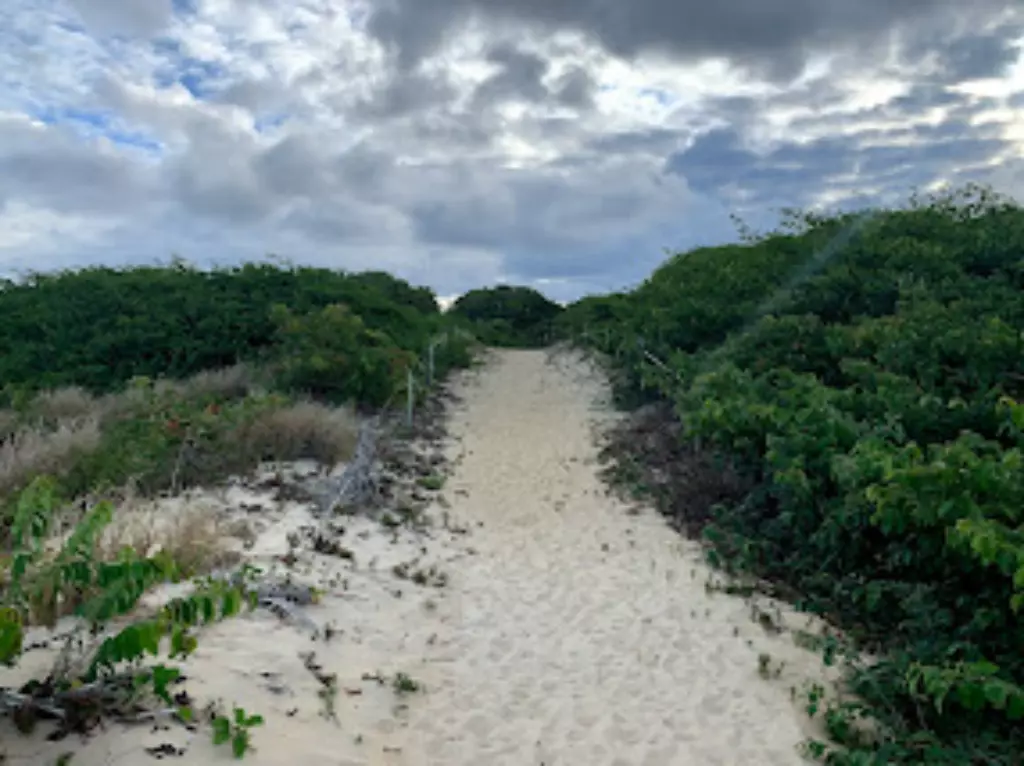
[0,263,439,396]
[1,477,257,754]
[0,261,477,754]
[450,285,563,347]
[269,303,415,408]
[568,183,1024,762]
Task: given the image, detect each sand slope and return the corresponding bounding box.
[2,349,830,766]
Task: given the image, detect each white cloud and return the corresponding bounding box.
[1,1,1023,300]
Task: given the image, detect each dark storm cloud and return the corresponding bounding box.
[940,30,1022,80]
[354,70,459,119]
[903,25,1024,83]
[280,199,407,242]
[66,0,173,36]
[366,0,1018,82]
[466,43,596,110]
[664,108,1014,210]
[396,153,733,286]
[554,67,596,108]
[473,43,550,105]
[890,84,966,111]
[587,128,685,157]
[784,87,1003,139]
[664,128,852,198]
[856,134,1009,176]
[252,133,332,197]
[0,120,153,214]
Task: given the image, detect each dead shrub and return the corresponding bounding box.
[7,490,238,626]
[0,409,18,443]
[233,400,361,466]
[88,365,260,428]
[0,418,102,501]
[176,364,260,401]
[600,402,753,536]
[27,386,100,424]
[95,493,240,577]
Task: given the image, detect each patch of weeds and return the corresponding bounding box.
[393,561,448,588]
[300,651,339,722]
[394,503,427,527]
[312,533,354,560]
[750,602,784,635]
[416,474,445,491]
[757,652,785,680]
[392,672,422,695]
[211,706,264,759]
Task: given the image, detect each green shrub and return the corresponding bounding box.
[0,263,439,396]
[450,285,562,347]
[269,303,415,408]
[570,183,1024,762]
[1,477,257,755]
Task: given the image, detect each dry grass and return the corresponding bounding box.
[97,364,262,423]
[5,487,239,626]
[0,408,18,443]
[600,402,753,536]
[176,364,260,400]
[27,386,99,424]
[1,367,357,531]
[95,492,240,577]
[0,417,102,500]
[6,490,240,627]
[233,400,361,466]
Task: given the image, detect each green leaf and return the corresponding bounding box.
[232,732,248,759]
[1007,693,1024,721]
[984,682,1009,709]
[212,716,231,745]
[955,682,988,712]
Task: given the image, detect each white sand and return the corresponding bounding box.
[2,349,838,765]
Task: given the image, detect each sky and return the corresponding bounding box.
[2,1,1023,303]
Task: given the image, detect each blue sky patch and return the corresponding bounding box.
[255,113,290,133]
[30,106,162,154]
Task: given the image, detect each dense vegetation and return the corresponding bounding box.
[0,261,475,512]
[449,284,563,347]
[0,262,448,399]
[560,184,1024,764]
[1,261,475,753]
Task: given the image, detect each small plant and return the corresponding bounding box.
[756,652,784,680]
[212,705,264,759]
[416,474,445,491]
[1,477,259,754]
[392,672,421,694]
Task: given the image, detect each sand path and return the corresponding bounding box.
[392,349,820,766]
[2,349,827,766]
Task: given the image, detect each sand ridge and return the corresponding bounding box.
[2,349,830,765]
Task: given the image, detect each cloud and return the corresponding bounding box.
[66,0,175,37]
[0,115,156,214]
[365,0,1018,82]
[0,0,1022,302]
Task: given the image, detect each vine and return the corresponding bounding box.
[1,476,259,756]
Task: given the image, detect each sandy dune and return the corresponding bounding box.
[2,349,832,765]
